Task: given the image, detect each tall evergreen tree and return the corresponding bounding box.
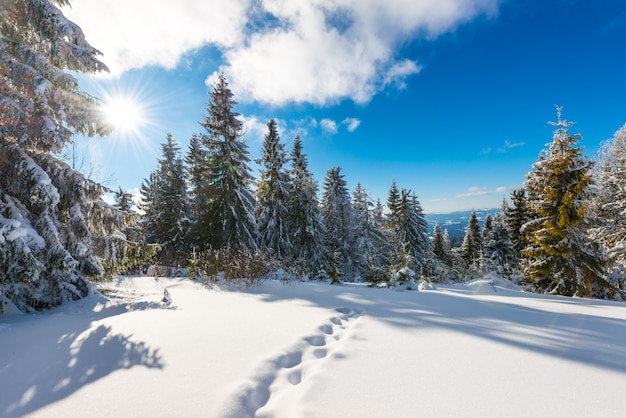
[483,213,517,277]
[256,119,292,259]
[288,136,327,277]
[523,108,609,297]
[352,182,390,280]
[433,222,447,263]
[482,213,493,243]
[321,167,355,281]
[184,132,206,245]
[139,134,191,266]
[504,188,533,257]
[197,73,256,252]
[390,189,432,273]
[386,179,401,231]
[461,210,482,268]
[593,124,626,285]
[0,0,140,312]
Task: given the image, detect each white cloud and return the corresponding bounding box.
[456,185,515,198]
[341,117,361,132]
[456,186,489,198]
[497,139,526,153]
[239,114,271,144]
[64,0,501,105]
[61,1,250,75]
[320,118,339,134]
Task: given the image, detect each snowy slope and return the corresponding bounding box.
[1,276,625,417]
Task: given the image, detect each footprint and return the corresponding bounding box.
[287,370,302,385]
[330,317,342,325]
[313,348,327,359]
[336,307,352,315]
[319,324,333,335]
[305,335,326,347]
[280,351,302,368]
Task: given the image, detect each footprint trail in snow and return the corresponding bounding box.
[219,307,364,418]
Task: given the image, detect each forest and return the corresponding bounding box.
[2,0,626,315]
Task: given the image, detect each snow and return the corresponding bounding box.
[1,276,626,417]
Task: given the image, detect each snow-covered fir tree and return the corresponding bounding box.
[321,167,356,282]
[0,0,142,312]
[433,222,452,265]
[592,124,626,292]
[482,213,493,244]
[352,182,391,281]
[461,210,482,268]
[139,134,191,266]
[389,189,432,275]
[385,179,401,232]
[504,188,533,258]
[483,212,517,277]
[184,133,206,245]
[196,73,256,252]
[523,108,612,297]
[288,136,328,278]
[256,119,292,260]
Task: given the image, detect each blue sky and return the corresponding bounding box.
[63,0,626,213]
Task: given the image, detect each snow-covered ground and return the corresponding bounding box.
[2,276,626,417]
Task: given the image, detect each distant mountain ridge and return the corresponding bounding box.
[425,208,501,238]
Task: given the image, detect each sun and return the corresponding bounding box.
[103,97,143,133]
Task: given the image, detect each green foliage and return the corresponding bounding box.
[188,248,270,287]
[522,109,611,297]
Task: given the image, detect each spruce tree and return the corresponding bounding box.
[197,73,256,252]
[523,108,609,297]
[288,136,327,278]
[483,213,517,277]
[433,222,447,263]
[321,167,355,281]
[593,124,626,290]
[391,189,432,274]
[184,132,206,245]
[139,134,191,266]
[461,210,482,268]
[352,182,390,280]
[504,188,533,258]
[0,0,138,312]
[256,119,292,260]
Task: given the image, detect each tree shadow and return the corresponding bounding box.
[240,281,626,374]
[0,298,165,418]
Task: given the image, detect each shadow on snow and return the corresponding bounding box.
[0,296,164,418]
[241,280,626,374]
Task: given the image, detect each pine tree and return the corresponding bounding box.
[321,167,355,281]
[483,213,517,277]
[482,213,493,243]
[197,73,256,252]
[184,132,206,245]
[461,210,482,268]
[139,134,191,266]
[256,119,292,260]
[504,188,533,257]
[433,222,447,263]
[593,124,626,292]
[390,189,432,274]
[288,136,327,277]
[386,179,401,231]
[352,182,390,281]
[522,108,610,297]
[0,0,139,312]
